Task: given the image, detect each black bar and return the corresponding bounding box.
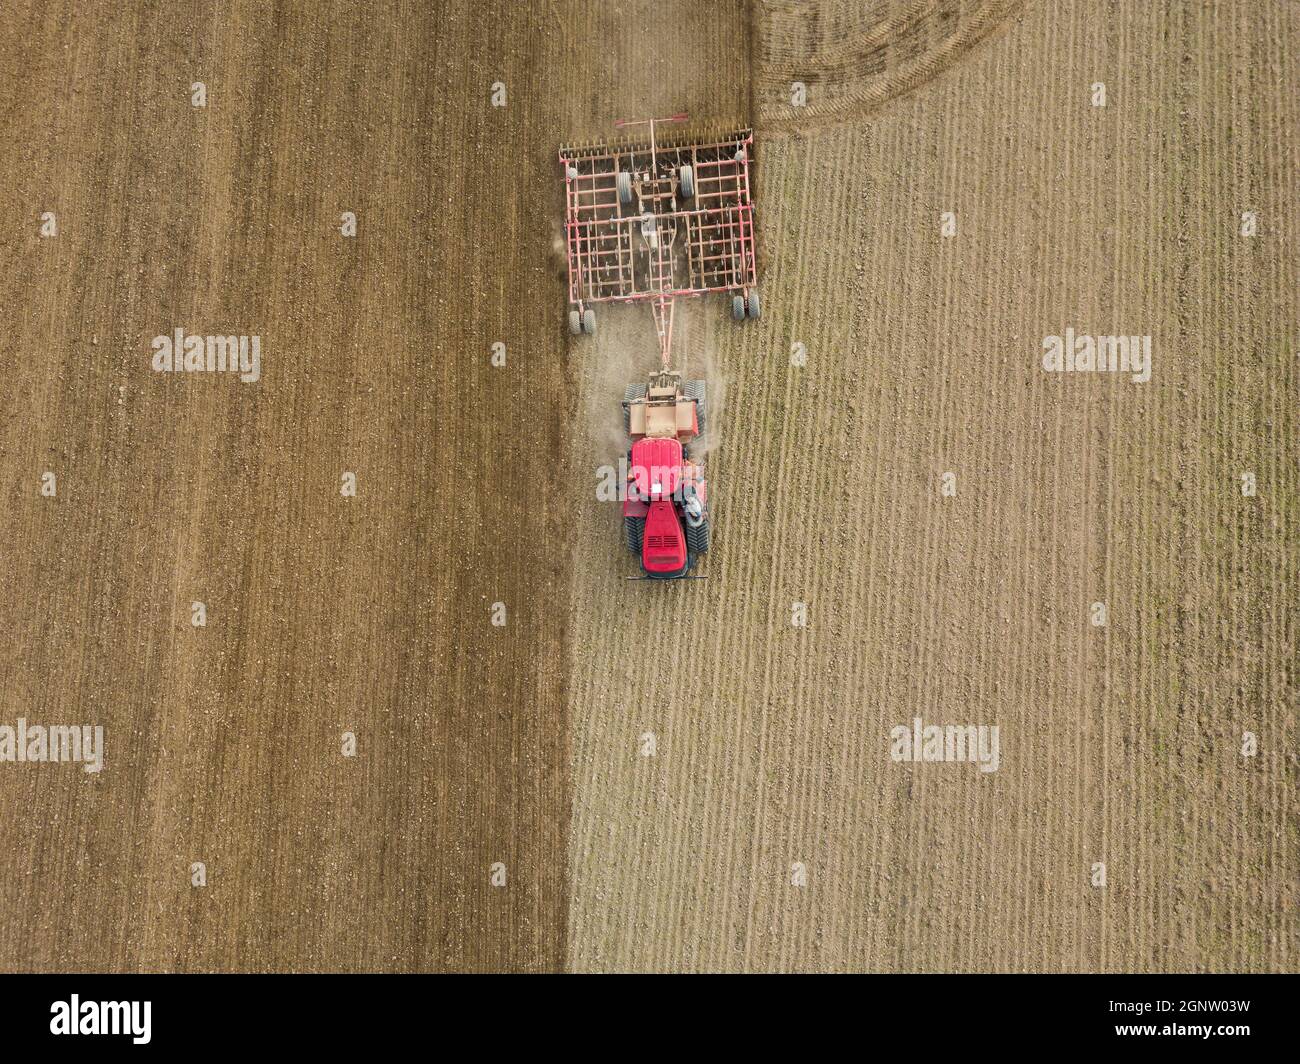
[1,973,1290,1052]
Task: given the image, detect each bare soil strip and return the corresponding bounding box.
[0,0,573,972]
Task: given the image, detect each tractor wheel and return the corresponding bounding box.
[624,515,645,554]
[683,379,707,438]
[678,165,694,199]
[746,289,762,319]
[568,309,581,336]
[582,308,596,334]
[623,383,647,434]
[686,516,710,555]
[732,294,746,321]
[617,171,632,205]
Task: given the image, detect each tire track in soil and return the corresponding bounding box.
[756,0,1027,131]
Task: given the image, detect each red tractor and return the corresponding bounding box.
[621,371,709,579]
[560,116,757,581]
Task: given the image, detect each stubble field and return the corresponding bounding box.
[563,0,1297,971]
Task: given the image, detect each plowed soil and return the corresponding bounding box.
[0,0,595,972]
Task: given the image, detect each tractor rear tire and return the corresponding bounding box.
[683,379,707,438]
[686,516,709,555]
[732,294,746,321]
[568,309,581,336]
[623,383,647,434]
[617,171,632,205]
[582,308,596,334]
[678,165,694,199]
[625,515,645,554]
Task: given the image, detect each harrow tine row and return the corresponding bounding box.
[560,122,757,365]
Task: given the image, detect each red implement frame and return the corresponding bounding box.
[560,117,757,367]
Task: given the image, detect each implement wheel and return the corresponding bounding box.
[678,165,694,199]
[686,516,709,555]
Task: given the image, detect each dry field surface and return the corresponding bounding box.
[564,0,1298,971]
[0,0,1295,973]
[0,0,596,972]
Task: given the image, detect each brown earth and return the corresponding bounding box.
[0,0,753,974]
[1,0,1295,975]
[0,0,593,972]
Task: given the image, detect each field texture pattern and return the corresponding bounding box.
[564,0,1298,972]
[0,0,1294,974]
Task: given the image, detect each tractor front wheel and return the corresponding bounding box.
[622,383,647,434]
[686,516,709,555]
[624,515,645,554]
[683,379,707,438]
